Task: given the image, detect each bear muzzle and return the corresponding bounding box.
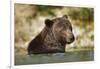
[62,30,75,44]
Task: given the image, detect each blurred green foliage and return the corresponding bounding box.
[68,8,94,22]
[35,5,62,16]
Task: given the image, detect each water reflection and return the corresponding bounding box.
[15,50,94,65]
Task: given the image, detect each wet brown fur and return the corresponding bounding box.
[27,15,75,54]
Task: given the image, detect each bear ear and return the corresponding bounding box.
[45,19,54,27]
[63,15,68,19]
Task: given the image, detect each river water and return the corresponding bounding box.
[15,50,94,65]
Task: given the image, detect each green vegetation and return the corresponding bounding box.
[68,8,94,22]
[35,5,62,16]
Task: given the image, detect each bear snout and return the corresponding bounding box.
[66,33,75,44]
[69,34,75,42]
[62,30,75,44]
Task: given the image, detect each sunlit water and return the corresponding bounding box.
[15,50,94,65]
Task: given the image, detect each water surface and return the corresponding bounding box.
[15,50,94,65]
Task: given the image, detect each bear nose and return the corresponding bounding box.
[70,36,75,41]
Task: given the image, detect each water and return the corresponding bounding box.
[15,50,94,65]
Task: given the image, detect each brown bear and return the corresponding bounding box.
[27,15,75,55]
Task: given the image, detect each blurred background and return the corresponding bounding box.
[14,3,94,65]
